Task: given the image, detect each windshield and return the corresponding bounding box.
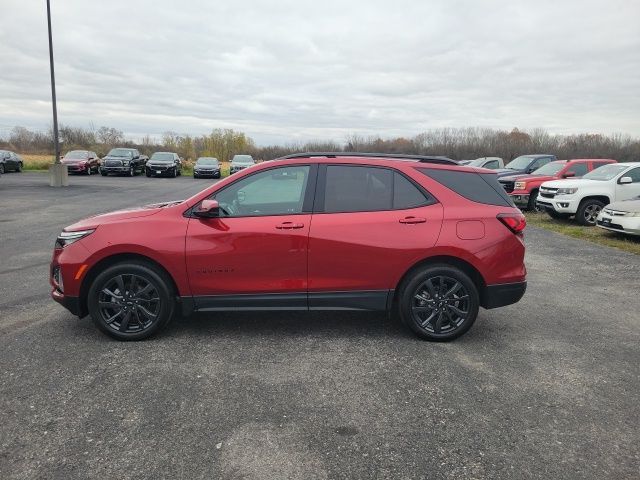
[468,158,498,167]
[63,151,88,160]
[232,155,254,164]
[532,162,565,176]
[150,153,175,162]
[107,148,133,158]
[583,164,629,181]
[506,155,538,170]
[197,157,219,165]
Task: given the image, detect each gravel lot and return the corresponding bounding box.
[1,172,638,479]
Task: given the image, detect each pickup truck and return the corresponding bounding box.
[100,148,148,176]
[494,154,557,179]
[499,159,616,210]
[537,162,640,225]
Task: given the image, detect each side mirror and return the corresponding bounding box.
[194,199,220,218]
[619,176,633,184]
[563,172,576,178]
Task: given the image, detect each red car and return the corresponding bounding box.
[51,153,527,341]
[61,150,101,175]
[499,159,616,210]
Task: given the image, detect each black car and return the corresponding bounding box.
[494,154,557,179]
[229,154,255,174]
[100,148,148,176]
[145,152,182,177]
[0,150,23,174]
[193,157,221,178]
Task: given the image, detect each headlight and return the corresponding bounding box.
[55,229,95,248]
[123,160,130,166]
[514,181,526,190]
[623,212,640,217]
[556,188,578,195]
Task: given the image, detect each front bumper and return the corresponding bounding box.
[147,166,176,176]
[51,289,83,316]
[596,215,640,236]
[508,192,530,207]
[194,169,220,177]
[102,166,131,173]
[536,196,580,214]
[65,164,88,173]
[482,281,527,309]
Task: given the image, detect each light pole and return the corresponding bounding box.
[46,0,68,186]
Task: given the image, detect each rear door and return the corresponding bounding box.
[185,164,316,309]
[307,165,443,310]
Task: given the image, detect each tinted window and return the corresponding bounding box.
[566,162,588,176]
[530,157,552,170]
[484,160,499,169]
[214,166,310,217]
[324,166,393,213]
[393,173,429,209]
[420,169,514,207]
[625,168,640,183]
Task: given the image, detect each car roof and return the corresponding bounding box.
[279,152,457,165]
[152,151,176,154]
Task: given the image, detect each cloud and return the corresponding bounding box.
[1,0,639,144]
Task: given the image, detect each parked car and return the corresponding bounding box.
[499,159,616,210]
[537,162,640,225]
[193,157,221,178]
[146,152,182,178]
[596,196,640,237]
[100,148,148,176]
[494,154,557,179]
[463,157,504,169]
[0,150,23,173]
[51,152,526,341]
[61,150,100,175]
[229,154,255,174]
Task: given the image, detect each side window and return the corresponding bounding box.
[420,169,514,207]
[624,168,640,183]
[393,173,429,209]
[566,162,588,176]
[531,157,551,170]
[214,165,310,217]
[324,166,393,213]
[484,160,499,169]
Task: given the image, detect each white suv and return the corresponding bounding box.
[536,162,640,225]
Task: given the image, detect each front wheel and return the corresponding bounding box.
[398,265,479,341]
[128,166,135,177]
[576,199,605,226]
[86,165,92,175]
[0,164,5,174]
[527,190,541,211]
[146,169,152,178]
[16,162,23,172]
[87,262,175,340]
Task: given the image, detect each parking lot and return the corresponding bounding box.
[1,172,638,479]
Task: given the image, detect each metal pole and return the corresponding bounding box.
[46,0,60,164]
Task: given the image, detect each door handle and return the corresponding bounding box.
[399,216,426,224]
[276,222,305,229]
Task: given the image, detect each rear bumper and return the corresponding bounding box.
[482,281,527,309]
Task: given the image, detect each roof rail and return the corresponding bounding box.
[277,152,458,165]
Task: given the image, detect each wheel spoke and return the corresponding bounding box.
[444,281,463,298]
[431,312,444,333]
[99,300,121,309]
[104,309,123,324]
[419,310,437,328]
[447,303,468,317]
[102,288,122,299]
[414,292,430,303]
[135,283,154,297]
[115,275,126,295]
[130,275,138,295]
[424,279,437,297]
[119,311,132,332]
[136,304,157,320]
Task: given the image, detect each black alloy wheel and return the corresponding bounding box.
[88,263,175,340]
[399,265,479,341]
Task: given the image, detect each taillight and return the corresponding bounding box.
[497,213,526,234]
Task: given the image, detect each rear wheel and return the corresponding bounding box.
[87,262,175,340]
[576,199,604,226]
[398,264,479,341]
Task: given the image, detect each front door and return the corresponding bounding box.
[186,164,316,309]
[307,165,443,310]
[616,167,640,200]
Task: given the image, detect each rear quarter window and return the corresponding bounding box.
[419,169,515,207]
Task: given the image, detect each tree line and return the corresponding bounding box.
[1,125,639,163]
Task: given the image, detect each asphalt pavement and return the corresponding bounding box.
[0,172,638,479]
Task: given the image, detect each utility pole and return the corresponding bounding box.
[46,0,68,186]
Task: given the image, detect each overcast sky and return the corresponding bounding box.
[1,0,639,144]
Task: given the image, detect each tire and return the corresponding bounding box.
[193,173,198,179]
[398,264,479,341]
[128,166,135,177]
[16,162,23,173]
[547,209,570,220]
[576,199,605,226]
[100,169,107,176]
[146,169,152,178]
[214,172,220,179]
[0,164,4,174]
[527,190,540,211]
[172,168,177,178]
[87,262,175,341]
[86,165,92,175]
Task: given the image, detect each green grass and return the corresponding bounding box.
[22,154,55,170]
[525,211,640,255]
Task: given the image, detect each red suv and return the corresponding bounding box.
[499,159,617,210]
[51,153,527,341]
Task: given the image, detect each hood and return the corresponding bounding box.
[494,168,526,177]
[503,173,555,183]
[147,160,173,165]
[102,155,130,161]
[604,199,640,213]
[61,158,86,164]
[64,201,183,230]
[540,179,593,189]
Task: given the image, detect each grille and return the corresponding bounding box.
[105,159,122,167]
[500,180,515,193]
[603,208,627,217]
[540,187,557,199]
